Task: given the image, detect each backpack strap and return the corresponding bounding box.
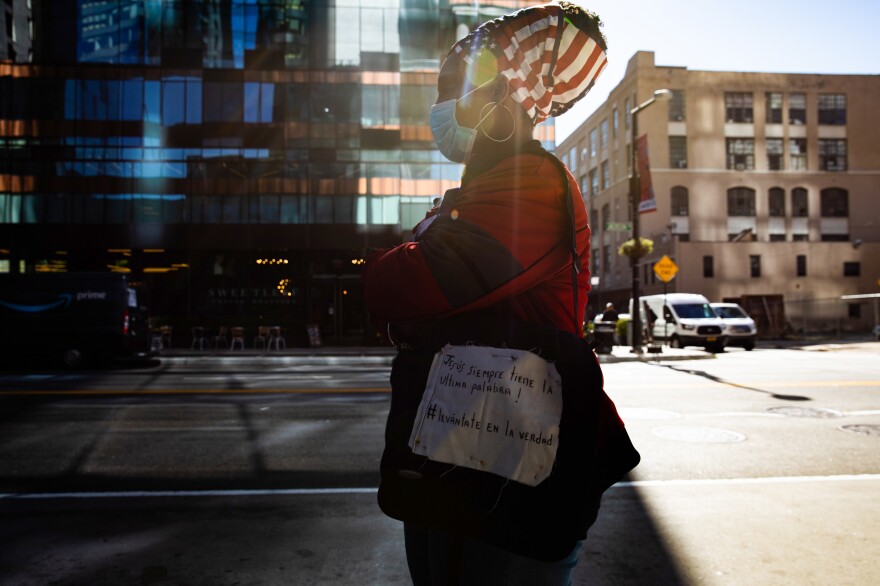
[532,145,583,336]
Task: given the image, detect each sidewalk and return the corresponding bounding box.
[155,338,879,364]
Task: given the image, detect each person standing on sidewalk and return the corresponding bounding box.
[363,3,639,584]
[600,303,620,323]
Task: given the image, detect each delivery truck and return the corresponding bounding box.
[0,272,152,367]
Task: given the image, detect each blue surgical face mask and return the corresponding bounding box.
[430,99,478,163]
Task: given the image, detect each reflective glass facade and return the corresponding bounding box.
[1,0,548,345]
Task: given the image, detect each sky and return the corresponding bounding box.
[555,0,880,142]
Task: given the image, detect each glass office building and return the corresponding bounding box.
[0,0,550,345]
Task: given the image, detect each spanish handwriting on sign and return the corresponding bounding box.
[409,344,563,487]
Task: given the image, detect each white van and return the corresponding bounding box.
[634,293,728,353]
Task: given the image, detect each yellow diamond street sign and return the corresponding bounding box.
[653,255,679,283]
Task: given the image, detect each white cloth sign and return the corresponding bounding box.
[408,344,563,487]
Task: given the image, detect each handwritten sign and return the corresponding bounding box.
[408,344,563,487]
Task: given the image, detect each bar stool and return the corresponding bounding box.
[268,326,286,350]
[160,325,173,349]
[213,326,228,349]
[191,326,206,350]
[253,325,269,349]
[230,327,245,350]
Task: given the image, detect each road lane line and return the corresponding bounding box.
[617,473,880,488]
[1,488,379,499]
[607,380,880,390]
[4,474,880,500]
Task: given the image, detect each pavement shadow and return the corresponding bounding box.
[577,480,688,585]
[649,363,812,402]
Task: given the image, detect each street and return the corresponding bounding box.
[1,344,878,585]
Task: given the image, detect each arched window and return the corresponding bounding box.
[728,187,756,241]
[791,187,808,217]
[791,187,810,241]
[671,186,689,216]
[768,188,786,241]
[727,187,756,216]
[820,188,849,217]
[768,187,785,217]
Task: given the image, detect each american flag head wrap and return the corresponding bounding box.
[447,2,608,125]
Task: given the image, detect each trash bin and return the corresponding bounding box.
[593,321,616,354]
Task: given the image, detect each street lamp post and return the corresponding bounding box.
[629,89,672,354]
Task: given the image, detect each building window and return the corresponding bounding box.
[818,139,847,171]
[821,188,849,217]
[769,188,787,241]
[669,136,687,169]
[769,187,785,217]
[600,161,609,190]
[590,169,598,197]
[612,108,619,139]
[791,186,809,241]
[766,138,784,170]
[204,81,243,122]
[624,96,631,130]
[792,187,808,217]
[725,92,753,123]
[703,255,714,278]
[750,255,761,278]
[671,186,689,216]
[727,138,755,170]
[568,146,577,174]
[790,138,807,170]
[244,82,275,123]
[728,187,756,216]
[818,94,846,125]
[766,92,783,123]
[848,303,861,319]
[843,262,860,277]
[820,187,849,241]
[669,90,686,121]
[796,255,807,277]
[361,84,400,129]
[600,119,609,150]
[589,128,598,158]
[789,93,806,124]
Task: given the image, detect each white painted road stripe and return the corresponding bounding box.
[0,488,380,500]
[3,474,880,500]
[617,473,880,488]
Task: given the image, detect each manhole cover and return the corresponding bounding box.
[651,426,746,443]
[839,424,880,437]
[618,408,682,421]
[766,407,843,418]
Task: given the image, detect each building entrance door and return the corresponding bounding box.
[307,276,367,345]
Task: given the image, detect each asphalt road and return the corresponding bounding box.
[1,344,878,585]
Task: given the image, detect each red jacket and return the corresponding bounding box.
[364,148,591,338]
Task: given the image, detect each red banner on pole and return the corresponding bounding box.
[636,134,657,214]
